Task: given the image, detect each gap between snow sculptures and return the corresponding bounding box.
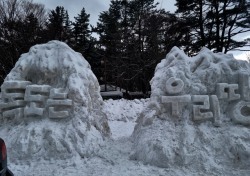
[0,41,110,161]
[131,47,250,172]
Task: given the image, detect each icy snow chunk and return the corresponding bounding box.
[0,41,110,161]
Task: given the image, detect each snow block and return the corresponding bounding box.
[165,77,184,94]
[192,95,213,121]
[209,95,221,127]
[239,72,250,101]
[161,95,191,117]
[0,41,110,161]
[24,85,51,117]
[232,101,250,125]
[216,83,240,101]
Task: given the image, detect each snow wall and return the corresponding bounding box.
[0,41,110,161]
[131,47,250,173]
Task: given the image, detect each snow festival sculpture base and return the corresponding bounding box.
[131,47,250,174]
[0,41,110,161]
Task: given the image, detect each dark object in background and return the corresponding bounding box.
[0,138,14,176]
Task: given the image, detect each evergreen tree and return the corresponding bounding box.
[0,0,47,85]
[46,6,72,42]
[96,0,181,93]
[72,7,91,56]
[64,11,73,44]
[96,0,124,89]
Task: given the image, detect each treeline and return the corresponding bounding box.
[0,0,249,94]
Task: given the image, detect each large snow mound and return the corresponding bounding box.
[0,41,110,161]
[131,47,250,174]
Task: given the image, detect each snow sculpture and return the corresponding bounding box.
[216,83,240,101]
[139,46,250,126]
[132,47,250,172]
[0,81,31,121]
[209,95,221,127]
[165,77,184,94]
[192,95,213,120]
[161,95,191,117]
[232,101,250,125]
[0,41,110,161]
[47,88,73,118]
[24,84,51,117]
[239,72,250,100]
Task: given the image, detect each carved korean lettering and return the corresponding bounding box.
[239,72,250,101]
[192,95,213,121]
[165,77,184,95]
[159,74,250,127]
[162,95,191,117]
[24,85,51,117]
[47,88,72,118]
[209,95,221,127]
[0,82,74,121]
[216,83,240,101]
[0,81,31,120]
[232,101,250,126]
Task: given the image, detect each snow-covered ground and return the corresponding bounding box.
[7,98,250,176]
[8,98,184,176]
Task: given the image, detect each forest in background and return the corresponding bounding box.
[0,0,250,94]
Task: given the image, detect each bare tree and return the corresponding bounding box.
[0,0,47,26]
[0,0,47,85]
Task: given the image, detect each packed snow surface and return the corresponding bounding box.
[1,45,250,176]
[0,41,110,161]
[8,98,250,176]
[131,47,250,174]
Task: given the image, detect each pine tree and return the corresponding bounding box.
[96,0,124,89]
[96,0,168,93]
[46,6,72,42]
[72,7,91,56]
[64,11,72,44]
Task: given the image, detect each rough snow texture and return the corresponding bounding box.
[0,41,110,161]
[132,47,250,174]
[103,98,148,139]
[8,98,250,176]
